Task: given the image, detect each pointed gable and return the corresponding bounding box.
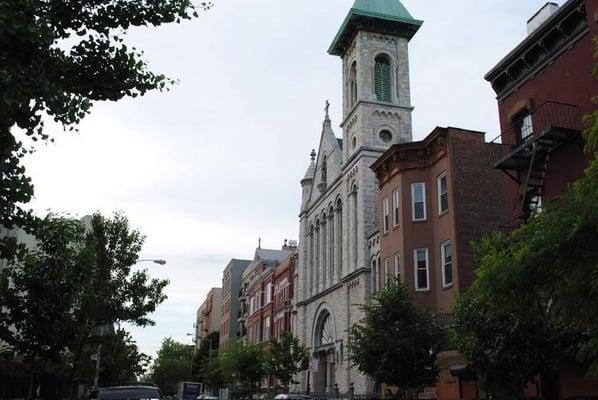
[309,110,343,204]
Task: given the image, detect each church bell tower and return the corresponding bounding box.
[328,0,422,160]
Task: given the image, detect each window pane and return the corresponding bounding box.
[413,184,424,202]
[414,202,425,220]
[440,193,448,213]
[417,269,428,289]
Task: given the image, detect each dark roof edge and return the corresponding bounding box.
[485,0,581,81]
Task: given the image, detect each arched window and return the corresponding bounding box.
[336,199,343,279]
[321,155,327,183]
[315,220,321,292]
[322,214,327,288]
[308,225,314,294]
[371,258,379,293]
[329,207,335,282]
[374,55,391,102]
[351,184,359,270]
[349,61,357,107]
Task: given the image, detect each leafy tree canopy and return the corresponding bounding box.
[265,331,309,389]
[0,212,169,382]
[0,0,211,244]
[218,340,267,393]
[348,280,445,400]
[151,338,193,396]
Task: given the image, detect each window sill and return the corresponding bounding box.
[411,219,428,224]
[392,224,400,231]
[438,210,449,218]
[442,283,454,290]
[415,288,430,293]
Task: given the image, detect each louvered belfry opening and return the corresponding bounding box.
[374,55,391,102]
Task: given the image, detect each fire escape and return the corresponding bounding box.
[491,101,583,222]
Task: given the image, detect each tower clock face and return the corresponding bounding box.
[379,130,393,143]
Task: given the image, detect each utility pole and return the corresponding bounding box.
[93,344,103,387]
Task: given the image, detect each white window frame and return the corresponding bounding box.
[266,283,272,304]
[437,172,448,215]
[384,258,391,285]
[394,252,401,282]
[520,113,533,140]
[392,189,400,227]
[382,197,389,233]
[414,248,430,292]
[441,241,453,288]
[411,183,427,221]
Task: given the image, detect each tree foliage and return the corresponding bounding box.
[192,331,222,388]
[218,340,267,393]
[0,0,210,246]
[151,338,194,396]
[265,331,309,389]
[348,280,445,399]
[76,328,151,386]
[0,212,169,383]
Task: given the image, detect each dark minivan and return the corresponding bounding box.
[88,385,162,400]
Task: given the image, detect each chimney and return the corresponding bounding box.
[282,239,298,252]
[527,2,559,35]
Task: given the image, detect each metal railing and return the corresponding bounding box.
[488,101,582,166]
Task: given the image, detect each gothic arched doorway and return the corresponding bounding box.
[313,309,336,394]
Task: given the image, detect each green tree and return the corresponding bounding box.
[453,292,576,399]
[219,340,267,393]
[193,331,220,375]
[76,328,151,386]
[265,331,309,390]
[0,212,169,397]
[151,338,194,396]
[348,280,445,400]
[0,0,211,251]
[197,349,225,392]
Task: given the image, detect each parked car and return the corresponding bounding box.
[88,385,162,400]
[273,395,311,400]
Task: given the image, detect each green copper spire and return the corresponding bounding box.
[328,0,423,56]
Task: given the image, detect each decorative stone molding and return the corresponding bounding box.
[373,110,401,119]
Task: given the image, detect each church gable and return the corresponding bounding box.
[309,103,343,205]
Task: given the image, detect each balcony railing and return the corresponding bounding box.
[489,101,583,169]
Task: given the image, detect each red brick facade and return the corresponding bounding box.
[272,253,297,339]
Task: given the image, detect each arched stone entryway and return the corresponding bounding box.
[312,308,337,394]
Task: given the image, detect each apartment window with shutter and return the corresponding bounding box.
[414,248,430,291]
[438,172,448,215]
[374,55,391,102]
[382,197,389,233]
[411,183,427,221]
[392,189,400,227]
[441,241,453,287]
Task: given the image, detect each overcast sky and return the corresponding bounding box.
[24,0,566,358]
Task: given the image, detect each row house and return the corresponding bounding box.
[271,251,297,339]
[371,127,508,399]
[237,244,295,343]
[370,1,597,399]
[484,0,598,398]
[195,287,222,350]
[220,259,251,347]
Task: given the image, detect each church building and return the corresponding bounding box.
[294,0,422,395]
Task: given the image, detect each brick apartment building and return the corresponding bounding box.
[485,0,597,224]
[371,127,508,399]
[195,287,222,350]
[483,0,598,398]
[237,244,294,343]
[220,259,251,347]
[272,251,297,339]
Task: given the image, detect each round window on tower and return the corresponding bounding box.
[379,130,393,143]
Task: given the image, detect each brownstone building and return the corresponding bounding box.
[371,127,508,399]
[272,252,297,339]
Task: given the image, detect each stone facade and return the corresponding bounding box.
[294,1,420,394]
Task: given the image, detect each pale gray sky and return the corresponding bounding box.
[24,0,565,358]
